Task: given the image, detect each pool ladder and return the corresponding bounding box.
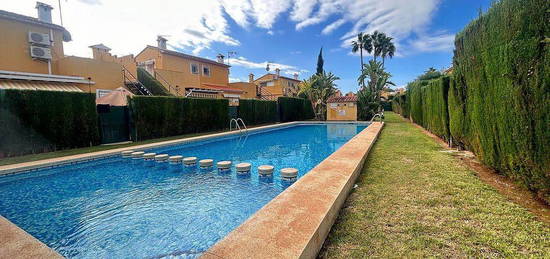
[370,112,384,122]
[230,118,248,134]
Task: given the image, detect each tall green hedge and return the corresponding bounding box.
[137,68,172,96]
[129,96,228,141]
[277,97,314,122]
[406,80,429,125]
[450,0,549,200]
[239,99,278,125]
[421,76,450,140]
[391,94,408,118]
[0,89,99,157]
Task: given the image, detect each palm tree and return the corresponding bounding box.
[371,31,385,62]
[299,72,339,120]
[351,33,366,70]
[357,60,395,120]
[380,37,395,68]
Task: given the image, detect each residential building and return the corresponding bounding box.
[135,37,244,103]
[327,96,358,121]
[252,68,301,98]
[0,2,136,94]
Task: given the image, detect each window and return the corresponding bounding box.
[202,65,211,76]
[266,81,274,86]
[190,63,199,74]
[330,103,337,108]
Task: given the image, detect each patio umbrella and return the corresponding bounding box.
[96,87,134,106]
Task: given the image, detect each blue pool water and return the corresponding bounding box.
[0,123,367,258]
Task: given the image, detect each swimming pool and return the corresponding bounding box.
[0,123,368,258]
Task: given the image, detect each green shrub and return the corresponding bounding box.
[137,68,172,96]
[450,0,549,200]
[421,76,450,140]
[0,89,99,157]
[239,99,278,125]
[406,80,428,125]
[391,94,408,118]
[277,97,314,122]
[129,96,228,140]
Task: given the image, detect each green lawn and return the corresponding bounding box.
[320,112,549,258]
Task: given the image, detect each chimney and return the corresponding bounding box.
[249,73,254,83]
[275,68,280,79]
[217,54,225,63]
[35,2,53,23]
[293,73,299,80]
[157,36,167,49]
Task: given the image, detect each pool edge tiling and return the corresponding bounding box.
[202,121,384,259]
[0,216,63,259]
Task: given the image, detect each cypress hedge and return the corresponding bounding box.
[406,80,428,125]
[239,99,278,125]
[129,96,228,141]
[450,0,549,200]
[277,97,314,122]
[0,89,99,157]
[421,76,450,140]
[391,94,408,118]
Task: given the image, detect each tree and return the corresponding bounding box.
[357,60,395,120]
[299,72,339,120]
[380,37,395,68]
[417,67,442,80]
[316,48,324,75]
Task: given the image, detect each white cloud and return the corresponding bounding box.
[230,56,307,76]
[408,33,455,53]
[229,77,246,83]
[322,19,346,35]
[5,0,449,59]
[4,0,241,57]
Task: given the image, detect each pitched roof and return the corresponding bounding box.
[0,10,71,41]
[254,73,301,83]
[202,83,244,93]
[327,96,357,103]
[146,46,230,68]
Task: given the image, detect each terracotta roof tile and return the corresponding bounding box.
[327,96,357,103]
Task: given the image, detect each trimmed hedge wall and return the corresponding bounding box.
[0,89,99,157]
[421,76,450,140]
[391,94,408,118]
[239,99,278,125]
[277,97,315,122]
[129,96,228,141]
[406,80,428,125]
[450,0,549,199]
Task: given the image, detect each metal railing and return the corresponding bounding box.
[122,66,152,96]
[154,71,173,94]
[370,112,384,122]
[230,118,248,134]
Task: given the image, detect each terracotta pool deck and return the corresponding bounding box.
[203,122,384,258]
[0,121,382,258]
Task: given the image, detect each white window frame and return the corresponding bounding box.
[190,63,199,74]
[202,65,211,77]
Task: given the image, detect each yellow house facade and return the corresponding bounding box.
[0,2,135,94]
[252,69,301,98]
[135,40,232,98]
[327,96,358,121]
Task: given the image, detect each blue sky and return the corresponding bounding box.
[8,0,493,93]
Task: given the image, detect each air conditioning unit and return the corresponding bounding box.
[28,31,51,46]
[30,46,52,60]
